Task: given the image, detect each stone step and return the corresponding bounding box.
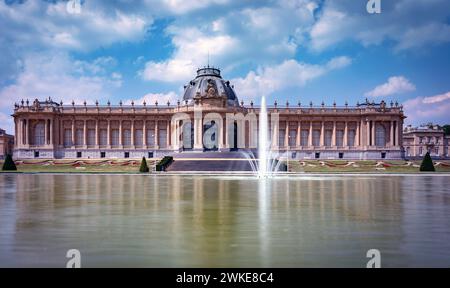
[170,151,256,159]
[166,159,255,172]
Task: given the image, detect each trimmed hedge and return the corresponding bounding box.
[139,157,149,173]
[156,156,174,172]
[2,154,17,171]
[420,152,435,172]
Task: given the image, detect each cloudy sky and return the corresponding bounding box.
[1,0,450,133]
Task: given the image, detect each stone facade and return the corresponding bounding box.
[12,68,408,160]
[403,125,450,159]
[0,128,14,159]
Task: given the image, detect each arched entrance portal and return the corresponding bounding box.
[182,122,194,151]
[230,121,238,152]
[203,121,218,151]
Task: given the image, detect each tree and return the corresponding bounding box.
[2,154,17,171]
[420,152,435,172]
[139,157,149,173]
[442,125,450,136]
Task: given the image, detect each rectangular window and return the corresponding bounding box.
[34,151,39,158]
[435,147,439,156]
[100,152,106,158]
[289,130,296,147]
[124,152,130,159]
[381,152,386,159]
[348,130,355,147]
[148,152,154,158]
[135,130,143,147]
[325,130,332,147]
[339,152,344,159]
[301,130,309,146]
[99,129,107,146]
[76,152,82,158]
[445,147,448,157]
[336,130,344,147]
[291,152,297,159]
[147,129,155,146]
[64,129,72,147]
[123,129,131,146]
[87,129,95,146]
[278,129,285,147]
[419,147,423,156]
[111,129,119,146]
[315,152,320,159]
[312,130,320,147]
[75,129,83,146]
[159,129,167,148]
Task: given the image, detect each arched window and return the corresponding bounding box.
[375,124,386,147]
[34,123,45,146]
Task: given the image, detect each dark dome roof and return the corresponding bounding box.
[182,67,239,106]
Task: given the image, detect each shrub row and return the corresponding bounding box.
[156,156,174,172]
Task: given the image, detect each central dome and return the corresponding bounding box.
[182,67,239,106]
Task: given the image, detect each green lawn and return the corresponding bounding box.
[287,160,450,173]
[0,159,160,173]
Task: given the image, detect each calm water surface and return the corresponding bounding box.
[0,174,449,267]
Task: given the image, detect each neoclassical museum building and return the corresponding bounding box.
[11,67,435,160]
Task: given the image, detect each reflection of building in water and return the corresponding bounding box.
[13,67,410,160]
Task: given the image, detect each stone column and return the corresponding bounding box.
[356,121,360,147]
[332,121,336,147]
[308,121,313,147]
[271,117,279,149]
[44,119,48,146]
[371,121,376,147]
[119,120,123,147]
[366,120,371,147]
[155,120,159,149]
[107,120,111,148]
[343,121,348,147]
[296,121,301,147]
[320,121,324,147]
[166,119,171,148]
[95,119,99,148]
[143,120,147,148]
[83,120,87,148]
[59,119,64,147]
[131,120,135,147]
[224,117,229,149]
[285,120,289,148]
[218,118,224,150]
[49,119,53,147]
[396,120,401,148]
[71,120,75,148]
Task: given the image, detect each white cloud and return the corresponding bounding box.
[365,76,416,98]
[140,27,239,82]
[231,56,352,101]
[403,91,450,125]
[422,91,450,104]
[309,0,450,52]
[140,0,318,83]
[125,92,178,106]
[0,52,121,109]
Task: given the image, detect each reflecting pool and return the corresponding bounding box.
[0,174,449,267]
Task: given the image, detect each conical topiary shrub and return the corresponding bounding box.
[2,154,17,171]
[420,152,435,172]
[139,157,149,173]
